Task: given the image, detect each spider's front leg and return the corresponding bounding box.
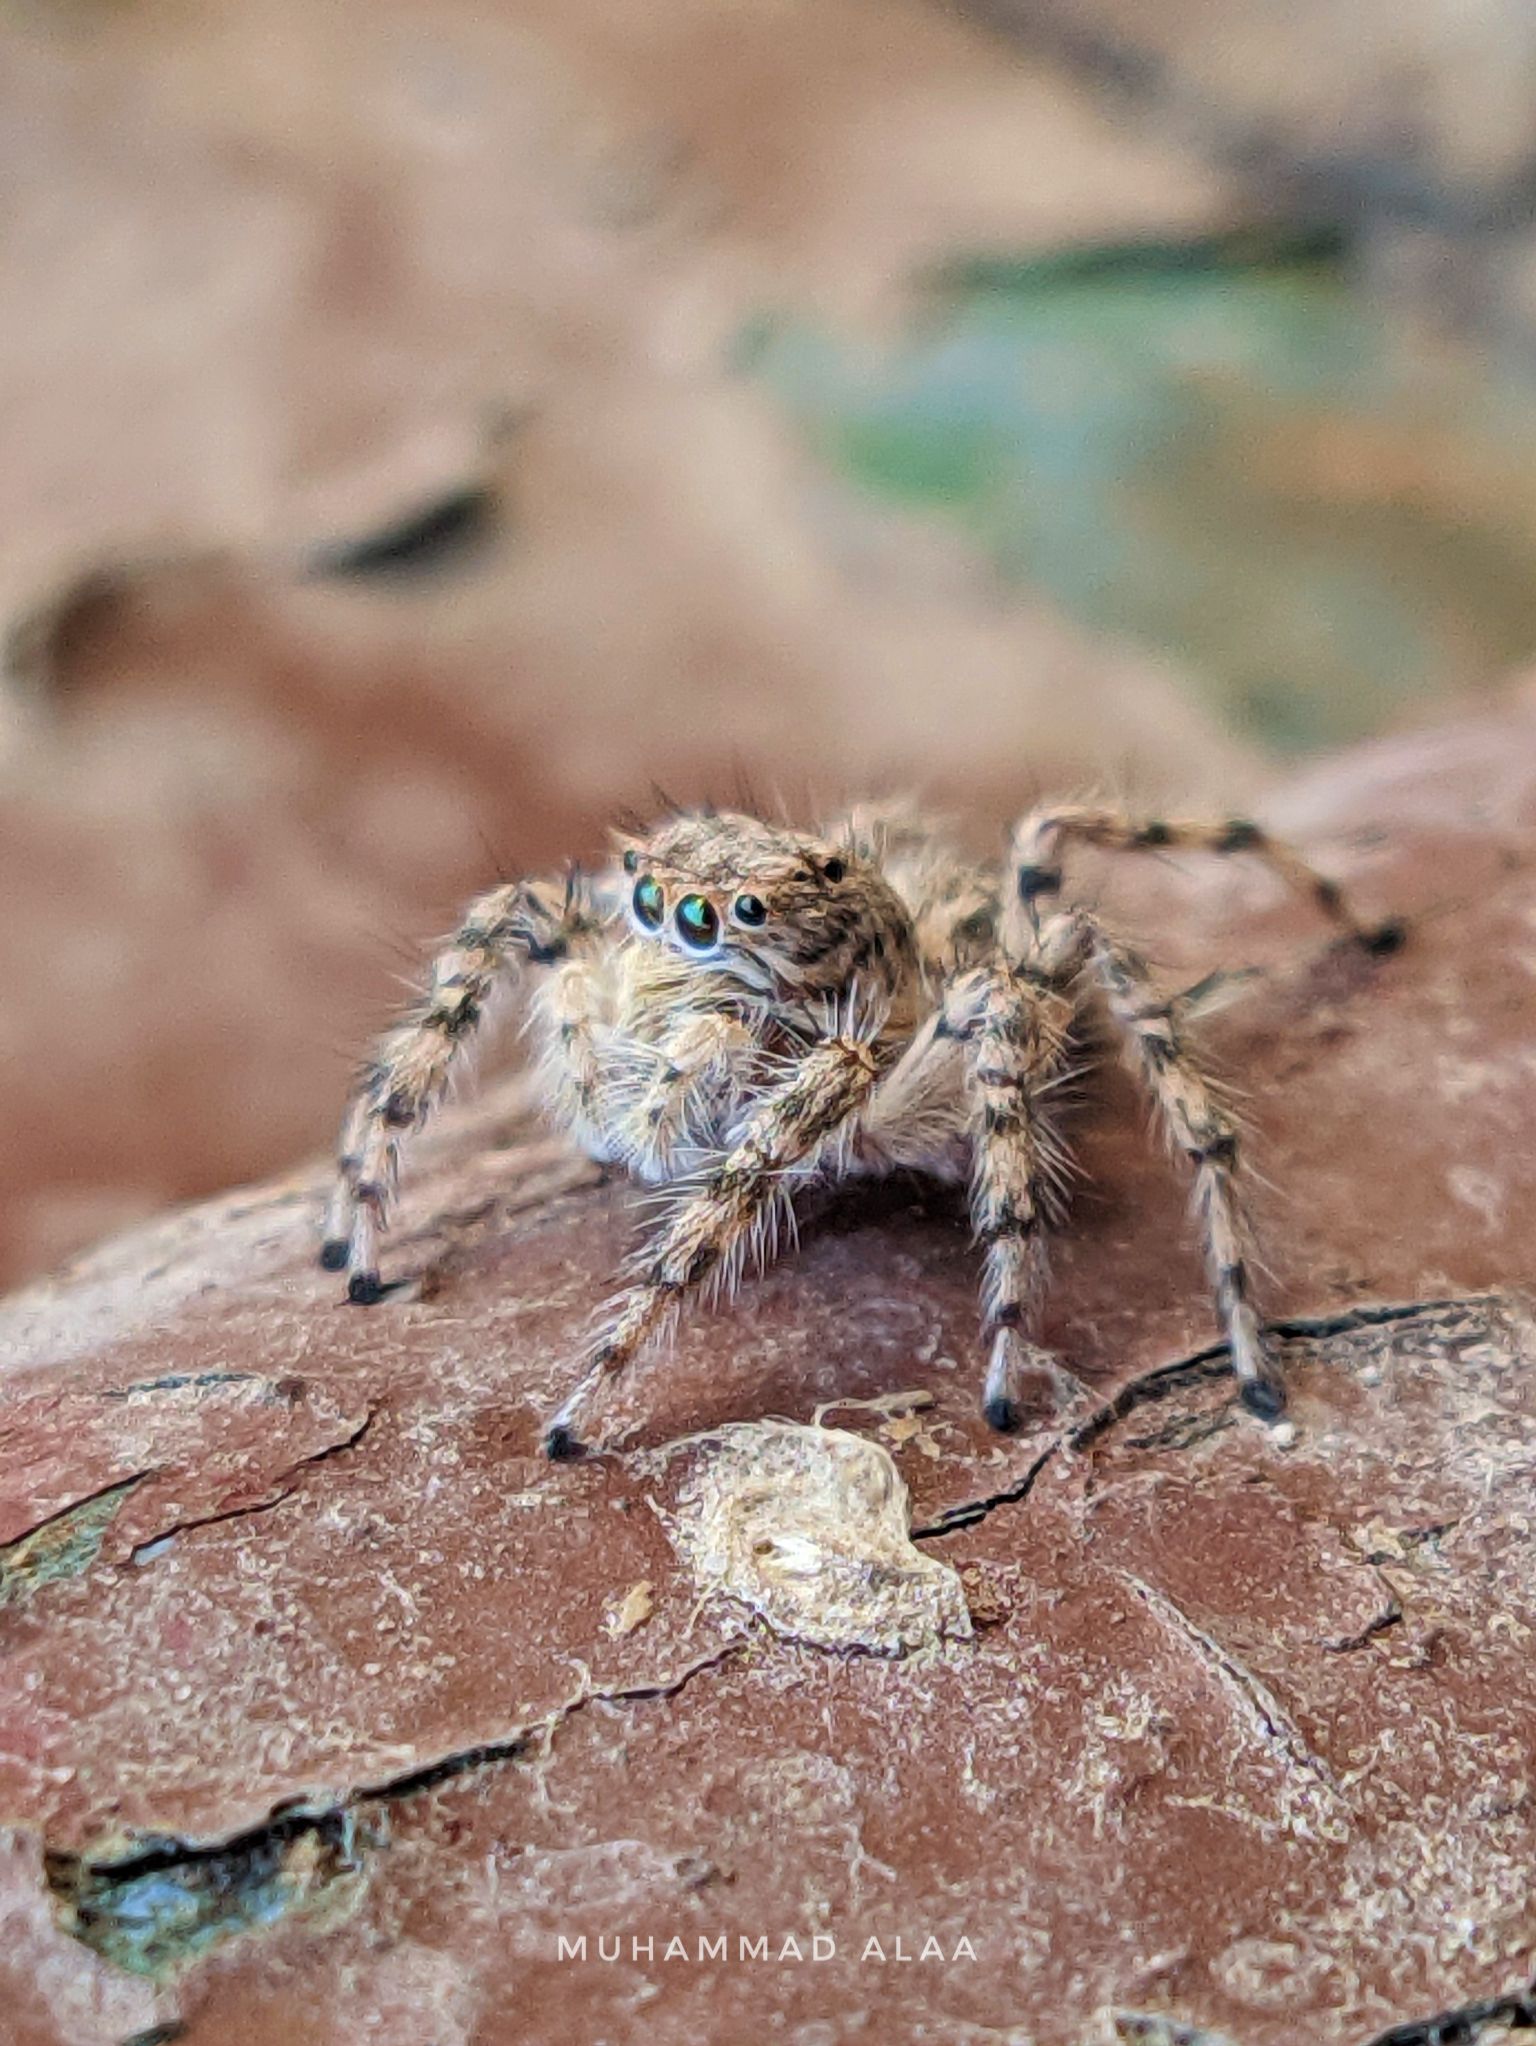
[543,1021,886,1458]
[609,1008,761,1182]
[323,871,601,1302]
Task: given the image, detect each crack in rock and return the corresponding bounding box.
[912,1442,1057,1539]
[102,1372,259,1402]
[46,1808,374,1980]
[128,1489,298,1565]
[1117,1570,1349,1831]
[1361,1980,1536,2044]
[1321,1598,1404,1654]
[128,1408,377,1566]
[913,1293,1503,1544]
[45,1639,744,1979]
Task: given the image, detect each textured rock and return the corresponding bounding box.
[5,702,1536,2041]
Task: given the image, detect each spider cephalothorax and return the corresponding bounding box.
[321,798,1398,1457]
[620,812,920,1016]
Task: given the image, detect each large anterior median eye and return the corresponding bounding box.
[675,893,720,949]
[632,876,665,929]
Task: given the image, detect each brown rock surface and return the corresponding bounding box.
[4,702,1536,2043]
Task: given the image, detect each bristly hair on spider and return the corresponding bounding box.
[319,797,1403,1456]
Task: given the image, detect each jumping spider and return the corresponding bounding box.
[321,801,1399,1456]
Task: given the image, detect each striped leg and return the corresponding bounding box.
[1010,804,1399,949]
[544,1027,885,1458]
[1078,914,1283,1419]
[323,871,598,1302]
[961,959,1084,1431]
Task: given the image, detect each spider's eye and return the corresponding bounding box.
[632,876,665,929]
[822,857,846,883]
[732,893,767,927]
[675,893,720,950]
[622,848,640,874]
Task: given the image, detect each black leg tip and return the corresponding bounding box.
[543,1423,587,1462]
[347,1271,384,1306]
[1361,918,1407,957]
[319,1240,349,1271]
[1239,1377,1287,1422]
[983,1394,1024,1435]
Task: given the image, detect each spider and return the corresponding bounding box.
[320,800,1400,1458]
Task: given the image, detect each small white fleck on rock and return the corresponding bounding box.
[605,1579,655,1637]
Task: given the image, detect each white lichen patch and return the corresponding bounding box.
[666,1420,972,1654]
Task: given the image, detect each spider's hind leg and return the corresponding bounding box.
[952,941,1089,1432]
[1077,912,1284,1420]
[1010,803,1400,951]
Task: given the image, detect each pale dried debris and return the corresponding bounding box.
[814,1385,952,1460]
[666,1420,973,1654]
[604,1579,655,1638]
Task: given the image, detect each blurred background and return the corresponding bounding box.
[5,0,1536,1290]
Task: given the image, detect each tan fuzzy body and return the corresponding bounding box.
[320,798,1392,1452]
